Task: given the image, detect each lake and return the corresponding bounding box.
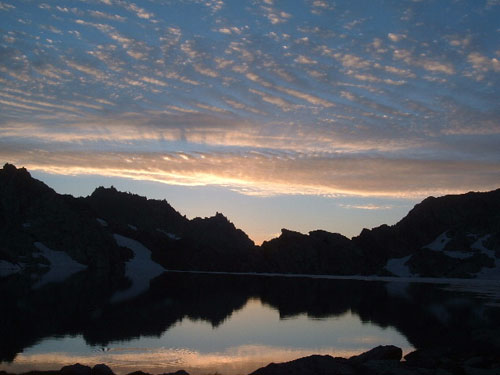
[1,272,500,374]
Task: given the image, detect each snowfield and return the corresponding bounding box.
[383,232,500,280]
[424,232,451,251]
[385,255,412,277]
[111,234,165,303]
[32,242,87,289]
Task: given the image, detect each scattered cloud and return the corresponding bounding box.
[0,0,498,206]
[117,1,154,20]
[65,60,106,79]
[387,33,406,42]
[310,0,334,15]
[193,64,218,78]
[0,2,15,11]
[294,55,317,65]
[260,5,292,25]
[249,88,296,112]
[88,10,127,22]
[467,52,500,74]
[275,86,335,107]
[393,49,455,74]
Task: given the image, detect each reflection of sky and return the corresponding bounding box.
[5,299,413,375]
[1,0,500,242]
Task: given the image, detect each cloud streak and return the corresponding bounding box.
[2,147,499,199]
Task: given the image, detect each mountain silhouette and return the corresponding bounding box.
[1,163,499,279]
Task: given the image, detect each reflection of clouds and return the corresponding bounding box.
[337,336,392,345]
[7,345,363,375]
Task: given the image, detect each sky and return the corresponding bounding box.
[1,0,499,244]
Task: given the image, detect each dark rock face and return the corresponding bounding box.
[153,212,257,272]
[407,249,494,278]
[352,189,500,273]
[259,229,365,275]
[249,354,354,375]
[259,189,500,277]
[0,164,125,269]
[86,187,188,237]
[85,185,256,273]
[0,164,257,275]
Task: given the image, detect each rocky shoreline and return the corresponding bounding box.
[2,345,500,375]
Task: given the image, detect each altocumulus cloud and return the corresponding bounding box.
[0,0,499,200]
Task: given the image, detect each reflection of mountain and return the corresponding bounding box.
[1,272,499,363]
[1,163,499,279]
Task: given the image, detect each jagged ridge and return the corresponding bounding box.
[1,163,499,278]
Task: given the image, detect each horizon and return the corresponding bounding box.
[4,163,496,245]
[31,167,417,244]
[1,0,499,243]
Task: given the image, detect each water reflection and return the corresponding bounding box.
[1,271,499,374]
[4,299,412,375]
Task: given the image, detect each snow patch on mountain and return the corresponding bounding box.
[472,235,495,257]
[156,228,181,240]
[96,218,108,227]
[111,234,165,303]
[472,235,500,280]
[32,242,87,289]
[424,232,451,251]
[385,255,413,277]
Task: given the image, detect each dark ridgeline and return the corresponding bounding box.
[0,164,127,269]
[1,163,499,277]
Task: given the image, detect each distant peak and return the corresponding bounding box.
[280,228,303,238]
[91,185,119,196]
[1,163,32,178]
[2,163,17,171]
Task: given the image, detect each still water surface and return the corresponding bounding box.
[1,272,499,374]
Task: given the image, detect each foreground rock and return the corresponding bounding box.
[3,345,500,375]
[251,345,500,375]
[250,346,402,375]
[348,345,402,363]
[249,354,353,375]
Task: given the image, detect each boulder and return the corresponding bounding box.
[349,345,402,363]
[91,364,114,375]
[249,354,355,375]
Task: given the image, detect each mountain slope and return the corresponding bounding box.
[353,190,500,277]
[0,164,125,269]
